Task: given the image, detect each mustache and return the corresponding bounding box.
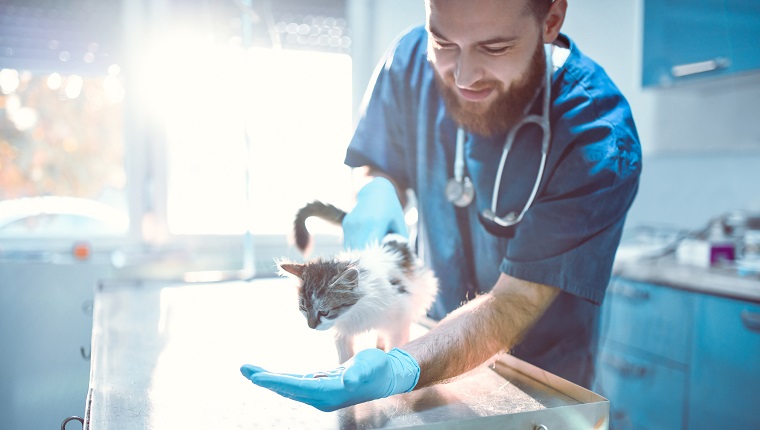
[433,39,546,137]
[443,75,502,93]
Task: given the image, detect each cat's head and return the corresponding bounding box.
[278,259,361,330]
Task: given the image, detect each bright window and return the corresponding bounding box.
[0,48,353,247]
[156,45,353,236]
[0,68,128,238]
[0,3,355,258]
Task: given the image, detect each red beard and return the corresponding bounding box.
[434,40,546,137]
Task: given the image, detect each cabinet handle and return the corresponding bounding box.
[604,356,648,378]
[741,310,760,333]
[671,57,730,78]
[612,283,650,302]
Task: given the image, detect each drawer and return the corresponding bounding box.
[602,278,694,364]
[688,295,760,429]
[594,345,687,430]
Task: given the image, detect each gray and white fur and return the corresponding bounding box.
[278,201,438,364]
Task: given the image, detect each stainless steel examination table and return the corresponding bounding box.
[82,278,609,429]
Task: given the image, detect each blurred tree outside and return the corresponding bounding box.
[0,70,125,203]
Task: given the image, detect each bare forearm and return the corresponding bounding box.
[404,274,560,388]
[404,294,509,387]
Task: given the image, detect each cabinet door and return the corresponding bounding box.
[595,345,687,430]
[689,295,760,429]
[603,278,693,365]
[0,262,113,430]
[643,0,732,87]
[725,0,760,73]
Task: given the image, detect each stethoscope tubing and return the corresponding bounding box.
[454,127,467,182]
[451,43,553,227]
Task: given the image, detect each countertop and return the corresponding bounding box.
[84,277,609,429]
[613,247,760,303]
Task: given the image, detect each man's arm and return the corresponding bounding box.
[240,271,560,412]
[348,167,560,385]
[346,167,559,384]
[406,273,560,388]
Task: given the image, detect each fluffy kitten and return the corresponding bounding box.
[278,201,438,364]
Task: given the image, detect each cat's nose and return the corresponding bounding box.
[308,316,319,329]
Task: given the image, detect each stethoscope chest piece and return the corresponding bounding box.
[445,176,475,207]
[446,127,475,207]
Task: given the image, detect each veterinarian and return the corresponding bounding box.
[241,0,641,411]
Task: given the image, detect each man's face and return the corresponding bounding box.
[426,0,546,137]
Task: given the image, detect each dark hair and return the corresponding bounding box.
[526,0,553,21]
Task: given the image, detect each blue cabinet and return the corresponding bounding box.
[643,0,760,87]
[596,276,760,429]
[601,279,693,364]
[596,345,688,430]
[688,295,760,429]
[595,278,692,429]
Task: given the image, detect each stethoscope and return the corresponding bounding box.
[445,43,553,229]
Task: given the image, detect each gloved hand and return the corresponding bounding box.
[342,177,407,250]
[240,348,420,412]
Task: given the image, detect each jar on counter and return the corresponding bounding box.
[734,213,760,275]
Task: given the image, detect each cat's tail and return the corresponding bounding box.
[294,200,347,254]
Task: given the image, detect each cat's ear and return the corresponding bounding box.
[279,262,305,279]
[334,266,360,289]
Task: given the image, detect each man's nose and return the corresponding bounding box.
[455,50,484,88]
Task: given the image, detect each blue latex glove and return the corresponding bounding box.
[240,348,420,412]
[342,177,408,250]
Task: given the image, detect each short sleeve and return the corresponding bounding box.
[344,28,431,190]
[501,84,642,304]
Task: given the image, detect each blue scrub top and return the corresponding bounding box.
[345,26,641,387]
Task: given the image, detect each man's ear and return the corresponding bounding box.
[543,0,567,43]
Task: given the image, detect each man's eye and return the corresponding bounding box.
[432,39,455,50]
[482,45,511,55]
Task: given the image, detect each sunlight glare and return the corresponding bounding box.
[140,29,353,235]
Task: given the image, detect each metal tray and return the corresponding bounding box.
[83,278,608,429]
